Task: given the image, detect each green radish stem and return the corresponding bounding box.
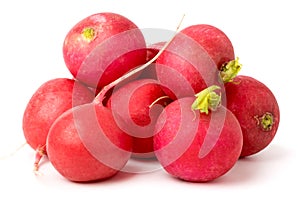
[82,27,96,42]
[255,112,274,131]
[220,57,242,83]
[191,85,221,115]
[94,14,186,104]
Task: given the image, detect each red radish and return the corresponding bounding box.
[154,86,243,182]
[46,103,132,182]
[107,79,171,158]
[63,12,147,89]
[156,24,235,99]
[225,75,280,157]
[22,78,94,155]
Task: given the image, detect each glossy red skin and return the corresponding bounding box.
[181,24,235,69]
[156,24,234,99]
[107,79,169,158]
[63,12,147,89]
[225,75,280,157]
[47,103,132,182]
[154,97,243,182]
[22,78,94,152]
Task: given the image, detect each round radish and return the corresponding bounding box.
[156,24,235,99]
[46,103,132,182]
[63,12,147,89]
[107,79,171,158]
[225,75,280,157]
[22,78,94,154]
[154,86,243,182]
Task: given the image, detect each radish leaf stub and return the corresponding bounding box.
[81,27,96,42]
[220,57,242,83]
[191,85,221,114]
[255,112,274,131]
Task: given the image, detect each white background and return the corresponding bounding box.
[0,0,299,199]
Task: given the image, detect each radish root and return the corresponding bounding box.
[33,144,46,175]
[0,142,27,160]
[149,95,172,108]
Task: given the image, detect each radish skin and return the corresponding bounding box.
[225,75,280,157]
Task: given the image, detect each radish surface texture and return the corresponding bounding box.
[156,24,234,99]
[47,103,132,182]
[225,75,280,157]
[63,12,147,89]
[154,97,243,182]
[22,78,94,153]
[108,79,171,158]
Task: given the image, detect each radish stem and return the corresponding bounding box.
[255,112,274,131]
[81,27,96,42]
[191,85,221,114]
[220,57,242,83]
[149,95,172,108]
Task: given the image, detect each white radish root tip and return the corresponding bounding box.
[0,142,27,160]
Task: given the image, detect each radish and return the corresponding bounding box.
[153,86,243,182]
[63,12,147,89]
[22,78,94,170]
[46,103,132,182]
[156,24,235,99]
[225,75,280,157]
[107,79,171,158]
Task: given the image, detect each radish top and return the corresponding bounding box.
[191,85,221,114]
[81,27,96,42]
[255,112,274,131]
[220,57,242,83]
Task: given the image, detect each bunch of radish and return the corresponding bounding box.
[22,12,280,183]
